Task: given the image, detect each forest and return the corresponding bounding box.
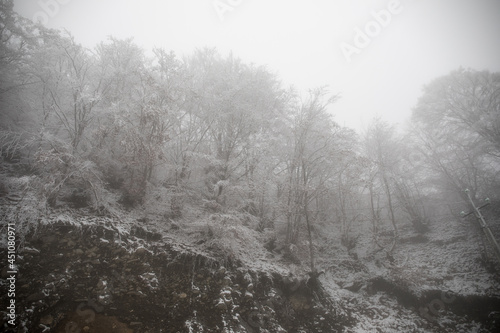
[1,1,500,332]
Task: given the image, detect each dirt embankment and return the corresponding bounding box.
[0,221,352,333]
[368,276,500,332]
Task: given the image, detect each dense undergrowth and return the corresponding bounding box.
[1,160,500,332]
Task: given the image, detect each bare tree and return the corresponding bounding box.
[279,88,344,272]
[363,118,399,254]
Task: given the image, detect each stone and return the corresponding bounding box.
[130,322,142,326]
[222,276,232,286]
[215,301,227,310]
[26,292,45,302]
[1,267,10,279]
[97,280,107,290]
[135,248,148,255]
[24,247,41,254]
[41,235,56,245]
[343,281,363,292]
[39,315,53,325]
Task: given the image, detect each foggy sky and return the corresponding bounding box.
[13,0,500,132]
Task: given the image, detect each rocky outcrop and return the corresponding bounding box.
[369,276,500,332]
[0,221,352,332]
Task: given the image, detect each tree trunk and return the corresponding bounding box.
[381,172,398,253]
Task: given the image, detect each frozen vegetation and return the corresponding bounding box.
[1,1,500,331]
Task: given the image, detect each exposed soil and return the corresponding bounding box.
[369,276,500,331]
[0,221,353,332]
[1,206,500,332]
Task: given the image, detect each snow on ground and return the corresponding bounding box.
[315,211,500,332]
[390,216,500,296]
[2,177,499,331]
[104,198,500,332]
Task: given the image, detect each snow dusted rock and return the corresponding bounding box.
[73,248,84,255]
[134,247,148,255]
[222,275,232,286]
[342,280,363,292]
[26,292,45,302]
[39,314,53,326]
[23,246,40,254]
[0,221,353,332]
[215,298,227,310]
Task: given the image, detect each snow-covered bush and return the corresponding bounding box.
[34,145,106,210]
[0,176,45,249]
[203,212,264,266]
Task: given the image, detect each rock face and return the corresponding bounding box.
[0,222,352,332]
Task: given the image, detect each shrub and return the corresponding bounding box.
[0,176,45,250]
[119,184,145,208]
[34,146,105,209]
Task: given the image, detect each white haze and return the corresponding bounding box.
[13,0,500,131]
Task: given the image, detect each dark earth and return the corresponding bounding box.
[1,216,500,332]
[0,221,353,332]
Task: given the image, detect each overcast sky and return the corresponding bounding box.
[13,0,500,132]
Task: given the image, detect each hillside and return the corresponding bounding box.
[1,170,499,333]
[1,2,500,331]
